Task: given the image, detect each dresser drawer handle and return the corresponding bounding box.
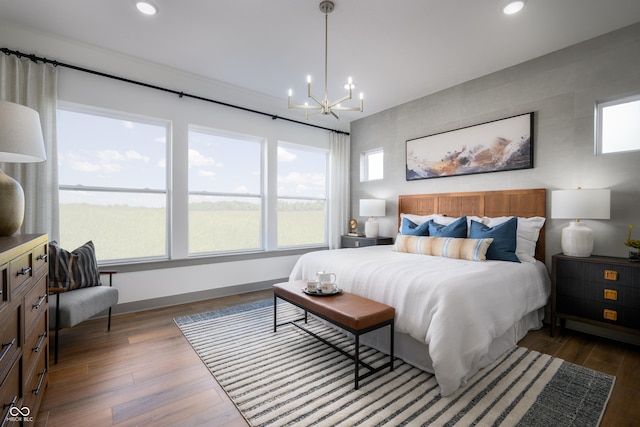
[603,309,618,321]
[1,396,18,425]
[604,270,618,281]
[33,368,47,395]
[37,253,48,261]
[32,294,47,309]
[0,338,16,363]
[603,289,618,301]
[33,331,47,353]
[17,267,31,276]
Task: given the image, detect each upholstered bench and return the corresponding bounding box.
[273,280,395,389]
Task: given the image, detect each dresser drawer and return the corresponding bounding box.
[9,250,33,294]
[24,310,48,379]
[0,356,21,425]
[24,274,48,336]
[32,241,48,279]
[0,307,20,381]
[23,346,47,413]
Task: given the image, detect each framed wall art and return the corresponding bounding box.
[406,112,534,181]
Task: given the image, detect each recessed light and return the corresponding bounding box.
[136,1,158,16]
[503,0,525,15]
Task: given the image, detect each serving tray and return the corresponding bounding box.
[302,287,342,296]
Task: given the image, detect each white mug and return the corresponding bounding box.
[306,279,318,292]
[320,281,336,293]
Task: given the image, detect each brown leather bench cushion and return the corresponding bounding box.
[273,281,395,331]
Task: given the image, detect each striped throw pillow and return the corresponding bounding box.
[394,234,494,261]
[49,241,101,291]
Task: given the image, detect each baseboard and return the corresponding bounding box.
[94,278,283,318]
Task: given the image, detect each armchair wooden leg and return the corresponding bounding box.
[108,307,112,331]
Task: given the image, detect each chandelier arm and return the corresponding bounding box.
[331,105,363,112]
[328,93,354,108]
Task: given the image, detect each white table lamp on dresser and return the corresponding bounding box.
[0,101,47,236]
[360,199,385,238]
[551,188,611,257]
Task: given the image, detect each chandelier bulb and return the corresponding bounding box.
[360,92,364,100]
[307,75,312,83]
[288,89,293,97]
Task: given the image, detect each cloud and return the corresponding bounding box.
[198,170,215,177]
[189,148,220,167]
[278,146,297,162]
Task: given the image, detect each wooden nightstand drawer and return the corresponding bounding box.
[552,253,640,338]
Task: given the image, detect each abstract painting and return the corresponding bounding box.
[406,113,533,180]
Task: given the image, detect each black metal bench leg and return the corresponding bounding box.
[355,333,360,390]
[273,294,277,332]
[390,319,394,372]
[55,292,60,365]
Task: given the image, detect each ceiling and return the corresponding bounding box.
[3,0,640,131]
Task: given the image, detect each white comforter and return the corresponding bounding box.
[289,245,551,396]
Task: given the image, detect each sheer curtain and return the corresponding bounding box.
[0,54,59,238]
[328,132,350,249]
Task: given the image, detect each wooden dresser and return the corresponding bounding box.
[0,234,49,425]
[551,253,640,337]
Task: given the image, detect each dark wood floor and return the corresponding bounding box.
[35,289,639,427]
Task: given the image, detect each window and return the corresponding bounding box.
[188,127,263,254]
[277,143,328,247]
[361,148,384,181]
[57,105,169,262]
[596,94,640,155]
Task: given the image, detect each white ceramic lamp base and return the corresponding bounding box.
[561,221,594,257]
[364,218,379,238]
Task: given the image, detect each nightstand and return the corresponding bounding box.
[551,253,640,337]
[341,235,393,248]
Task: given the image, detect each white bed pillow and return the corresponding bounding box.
[482,216,546,263]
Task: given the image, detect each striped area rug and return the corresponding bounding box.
[175,301,614,427]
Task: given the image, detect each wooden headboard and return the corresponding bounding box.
[398,188,546,262]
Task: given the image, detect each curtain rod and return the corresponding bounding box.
[1,47,350,136]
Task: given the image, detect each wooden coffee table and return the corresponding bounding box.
[273,280,395,389]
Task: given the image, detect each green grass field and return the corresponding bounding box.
[60,204,326,261]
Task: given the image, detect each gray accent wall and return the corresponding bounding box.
[350,22,640,265]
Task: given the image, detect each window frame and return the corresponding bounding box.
[56,102,172,262]
[276,141,330,249]
[187,125,265,256]
[360,148,384,182]
[595,92,640,155]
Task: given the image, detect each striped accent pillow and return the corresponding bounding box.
[394,234,494,261]
[49,241,101,291]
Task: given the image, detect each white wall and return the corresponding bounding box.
[350,22,640,265]
[0,21,330,308]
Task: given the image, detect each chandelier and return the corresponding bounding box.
[287,0,363,120]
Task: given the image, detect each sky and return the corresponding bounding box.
[57,108,327,206]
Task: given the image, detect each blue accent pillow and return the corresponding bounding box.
[427,216,467,238]
[401,218,430,236]
[469,217,520,262]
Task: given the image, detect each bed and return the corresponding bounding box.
[289,189,551,396]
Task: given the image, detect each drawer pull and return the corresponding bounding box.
[603,309,618,321]
[603,289,618,301]
[33,368,47,395]
[0,338,16,363]
[33,331,47,353]
[1,396,18,425]
[32,294,47,309]
[37,253,48,261]
[604,270,618,281]
[18,267,31,276]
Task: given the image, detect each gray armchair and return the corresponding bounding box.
[48,241,119,364]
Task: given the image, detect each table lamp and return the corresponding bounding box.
[0,101,47,236]
[551,188,610,257]
[359,199,385,238]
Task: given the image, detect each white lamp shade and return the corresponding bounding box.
[551,189,610,220]
[0,101,46,163]
[551,188,610,257]
[359,199,385,217]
